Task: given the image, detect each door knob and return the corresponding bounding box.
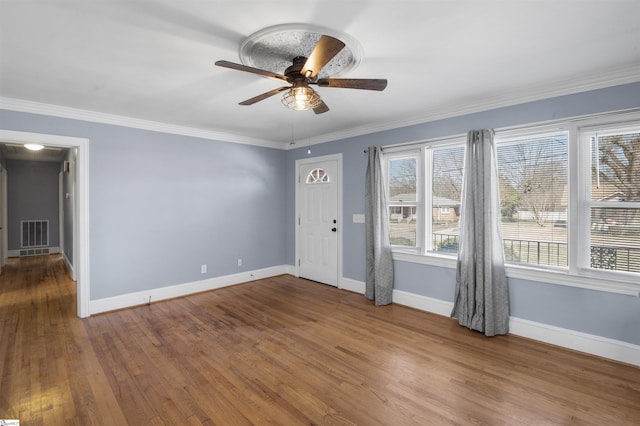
[331,227,337,232]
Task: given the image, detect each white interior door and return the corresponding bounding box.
[297,158,339,286]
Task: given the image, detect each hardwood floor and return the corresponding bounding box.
[1,255,639,425]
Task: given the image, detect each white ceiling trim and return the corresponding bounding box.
[2,64,639,151]
[0,97,284,150]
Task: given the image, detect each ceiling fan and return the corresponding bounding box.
[215,34,387,114]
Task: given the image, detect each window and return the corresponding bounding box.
[431,145,465,254]
[583,126,640,274]
[383,112,640,293]
[387,155,418,248]
[495,132,568,268]
[306,168,329,184]
[385,139,465,253]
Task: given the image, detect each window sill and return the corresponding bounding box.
[392,251,640,297]
[393,250,457,268]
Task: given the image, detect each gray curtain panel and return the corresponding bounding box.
[451,130,509,336]
[365,146,394,306]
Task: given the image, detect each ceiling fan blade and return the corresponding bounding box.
[239,87,289,105]
[313,100,330,115]
[215,60,288,82]
[316,78,388,91]
[301,35,346,78]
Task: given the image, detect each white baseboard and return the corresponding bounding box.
[393,289,454,317]
[62,252,76,281]
[508,317,640,366]
[89,265,288,315]
[284,264,296,276]
[285,268,364,292]
[344,279,640,366]
[339,277,366,293]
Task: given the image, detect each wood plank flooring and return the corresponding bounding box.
[1,255,639,425]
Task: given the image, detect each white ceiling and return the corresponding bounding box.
[1,0,639,149]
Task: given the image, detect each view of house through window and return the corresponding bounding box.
[388,156,417,247]
[384,115,640,286]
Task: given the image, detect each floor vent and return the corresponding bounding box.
[21,220,50,249]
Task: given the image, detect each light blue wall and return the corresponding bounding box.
[6,159,60,250]
[286,82,640,345]
[0,110,287,300]
[509,278,639,343]
[1,82,639,346]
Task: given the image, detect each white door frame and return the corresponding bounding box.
[0,130,90,318]
[295,153,343,287]
[58,171,64,261]
[0,167,6,272]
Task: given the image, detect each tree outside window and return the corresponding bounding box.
[496,134,569,267]
[590,131,640,273]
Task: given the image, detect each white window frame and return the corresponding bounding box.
[427,139,467,254]
[384,135,467,256]
[576,121,640,281]
[384,110,640,296]
[494,128,571,273]
[305,167,330,184]
[384,149,424,253]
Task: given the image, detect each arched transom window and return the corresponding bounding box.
[306,167,330,184]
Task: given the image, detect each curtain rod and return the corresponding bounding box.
[381,133,466,152]
[380,107,640,152]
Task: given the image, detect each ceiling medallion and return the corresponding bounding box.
[239,23,363,79]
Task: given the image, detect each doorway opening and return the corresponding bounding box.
[0,129,89,317]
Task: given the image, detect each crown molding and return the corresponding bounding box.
[292,65,640,149]
[3,65,639,152]
[0,97,285,150]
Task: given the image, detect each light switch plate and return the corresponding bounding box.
[353,214,365,223]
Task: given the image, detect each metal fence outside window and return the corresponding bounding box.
[432,233,640,273]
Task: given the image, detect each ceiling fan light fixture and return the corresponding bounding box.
[24,143,45,151]
[216,24,384,115]
[282,85,322,111]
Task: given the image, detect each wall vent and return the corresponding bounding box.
[19,248,51,257]
[21,220,49,249]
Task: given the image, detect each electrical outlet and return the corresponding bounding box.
[237,258,242,267]
[201,264,207,274]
